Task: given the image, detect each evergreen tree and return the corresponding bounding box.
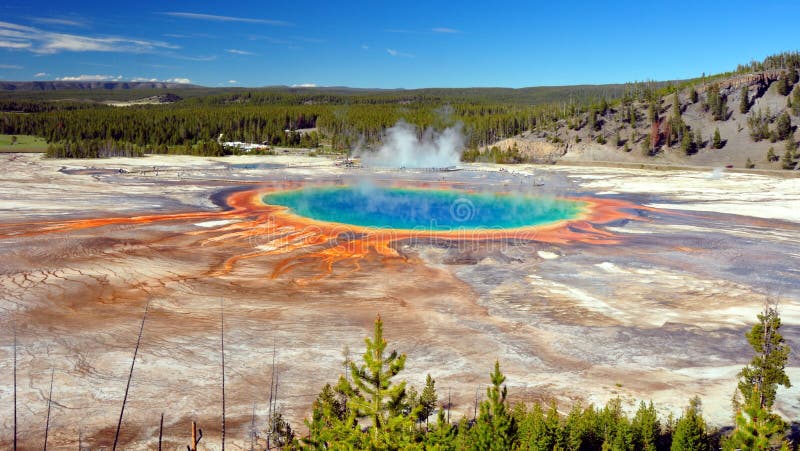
[610,419,635,450]
[706,84,728,120]
[767,147,777,162]
[596,398,628,449]
[672,92,681,119]
[648,101,658,124]
[775,112,792,140]
[737,303,792,410]
[405,385,420,418]
[790,68,800,86]
[724,391,788,451]
[681,130,695,155]
[452,417,473,450]
[694,130,704,150]
[775,76,789,96]
[749,108,773,141]
[628,106,637,126]
[641,134,652,156]
[338,314,419,448]
[304,380,363,448]
[670,397,709,451]
[713,128,723,149]
[739,86,750,114]
[515,402,565,451]
[589,108,598,132]
[418,374,437,425]
[424,410,456,450]
[631,401,659,451]
[792,85,800,116]
[469,361,517,450]
[782,149,796,170]
[265,411,295,448]
[563,403,592,450]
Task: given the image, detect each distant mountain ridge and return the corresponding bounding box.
[0,81,199,91]
[0,80,681,106]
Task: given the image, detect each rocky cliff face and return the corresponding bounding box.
[549,70,799,170]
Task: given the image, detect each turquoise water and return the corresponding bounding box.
[262,186,584,231]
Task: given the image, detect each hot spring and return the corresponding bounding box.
[262,185,586,231]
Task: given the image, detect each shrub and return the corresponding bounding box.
[767,147,777,162]
[747,108,771,141]
[739,86,750,114]
[712,128,723,149]
[706,84,728,120]
[775,112,792,140]
[776,76,790,96]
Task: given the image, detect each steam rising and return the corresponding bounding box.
[706,167,725,180]
[358,120,464,168]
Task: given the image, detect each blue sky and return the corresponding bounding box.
[0,0,798,88]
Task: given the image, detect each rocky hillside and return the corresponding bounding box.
[500,69,800,170]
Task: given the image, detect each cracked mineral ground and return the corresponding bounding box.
[0,153,798,449]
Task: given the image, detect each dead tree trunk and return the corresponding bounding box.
[267,345,276,450]
[13,320,17,451]
[188,421,202,451]
[249,402,258,451]
[112,299,150,451]
[158,413,164,451]
[43,368,54,451]
[220,299,226,451]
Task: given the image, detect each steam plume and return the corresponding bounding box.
[359,120,464,168]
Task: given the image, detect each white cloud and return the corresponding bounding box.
[361,44,369,50]
[385,27,460,34]
[31,17,86,27]
[34,72,48,77]
[163,33,214,39]
[294,36,324,43]
[173,54,216,62]
[161,12,291,26]
[0,40,32,49]
[291,83,317,88]
[386,48,413,58]
[0,64,22,69]
[54,75,192,84]
[38,34,179,54]
[0,20,179,54]
[249,35,289,44]
[56,74,124,81]
[228,80,237,84]
[226,48,255,55]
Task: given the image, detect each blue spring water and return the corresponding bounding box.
[262,185,585,231]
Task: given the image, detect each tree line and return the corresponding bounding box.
[253,302,794,450]
[0,66,706,160]
[0,99,589,158]
[1,51,798,161]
